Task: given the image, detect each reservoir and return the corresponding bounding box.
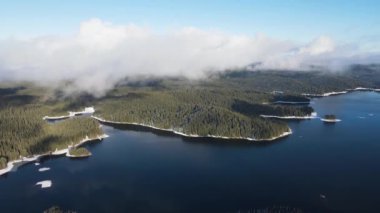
[0,91,379,213]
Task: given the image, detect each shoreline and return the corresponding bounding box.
[260,112,318,120]
[0,134,108,176]
[0,156,42,176]
[66,151,92,158]
[272,101,311,104]
[320,118,341,123]
[66,153,92,158]
[52,134,109,157]
[91,116,292,142]
[65,135,108,158]
[302,87,380,97]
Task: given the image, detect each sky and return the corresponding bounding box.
[0,0,379,95]
[1,0,380,42]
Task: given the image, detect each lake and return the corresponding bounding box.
[1,91,380,213]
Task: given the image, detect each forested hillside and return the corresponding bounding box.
[218,65,380,94]
[95,91,290,139]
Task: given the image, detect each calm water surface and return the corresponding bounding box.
[0,92,380,213]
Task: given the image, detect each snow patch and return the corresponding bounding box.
[1,155,43,176]
[43,106,95,121]
[52,148,69,155]
[38,167,50,172]
[260,112,318,120]
[302,87,380,97]
[302,91,347,97]
[36,180,52,188]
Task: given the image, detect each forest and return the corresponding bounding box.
[217,64,380,94]
[0,84,102,169]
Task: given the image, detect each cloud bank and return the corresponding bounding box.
[0,18,378,96]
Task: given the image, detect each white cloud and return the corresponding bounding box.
[299,36,336,55]
[0,18,378,96]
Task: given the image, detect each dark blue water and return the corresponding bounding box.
[1,92,379,213]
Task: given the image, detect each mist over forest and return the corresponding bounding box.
[1,19,379,96]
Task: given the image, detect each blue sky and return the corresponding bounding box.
[1,0,379,42]
[0,0,379,93]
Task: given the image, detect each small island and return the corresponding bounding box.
[321,114,341,123]
[66,147,92,158]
